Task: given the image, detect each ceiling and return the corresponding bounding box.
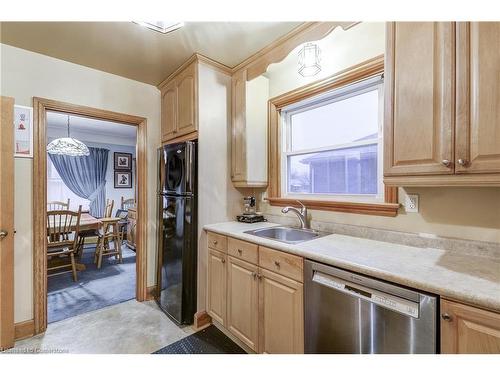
[47,111,137,139]
[0,22,302,85]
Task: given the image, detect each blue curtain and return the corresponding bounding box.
[49,147,109,217]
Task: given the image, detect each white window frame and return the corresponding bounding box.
[280,75,384,203]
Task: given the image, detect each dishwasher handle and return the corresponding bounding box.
[312,270,420,318]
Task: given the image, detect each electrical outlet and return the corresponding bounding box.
[405,194,419,213]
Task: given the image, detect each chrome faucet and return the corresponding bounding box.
[281,201,309,229]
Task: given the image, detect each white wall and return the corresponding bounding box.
[197,63,243,312]
[255,23,500,245]
[1,43,161,323]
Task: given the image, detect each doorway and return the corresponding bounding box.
[33,97,148,334]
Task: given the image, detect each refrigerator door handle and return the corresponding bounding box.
[185,142,193,193]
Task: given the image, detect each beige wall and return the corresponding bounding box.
[197,63,243,311]
[257,23,500,244]
[0,43,161,323]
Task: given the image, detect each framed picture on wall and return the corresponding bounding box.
[114,152,132,170]
[14,105,33,158]
[114,171,132,188]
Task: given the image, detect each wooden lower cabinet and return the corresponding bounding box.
[441,299,500,353]
[227,256,259,351]
[207,248,227,326]
[259,268,304,354]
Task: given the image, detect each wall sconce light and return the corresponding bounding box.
[298,42,321,77]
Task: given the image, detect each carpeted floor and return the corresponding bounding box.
[47,244,136,323]
[153,325,246,354]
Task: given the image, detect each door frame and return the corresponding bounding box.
[32,97,148,334]
[0,96,15,349]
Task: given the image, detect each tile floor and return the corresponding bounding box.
[8,300,195,354]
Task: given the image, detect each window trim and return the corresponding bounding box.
[266,55,400,217]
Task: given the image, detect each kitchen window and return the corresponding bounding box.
[281,77,383,202]
[267,57,399,216]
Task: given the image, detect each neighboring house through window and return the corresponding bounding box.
[281,76,384,203]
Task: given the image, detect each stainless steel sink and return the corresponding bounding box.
[244,226,326,244]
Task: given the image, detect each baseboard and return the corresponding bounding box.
[194,310,212,330]
[145,285,156,301]
[14,319,35,341]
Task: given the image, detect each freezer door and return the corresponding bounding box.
[161,142,195,195]
[157,195,197,324]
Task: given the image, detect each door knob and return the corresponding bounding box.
[0,230,8,239]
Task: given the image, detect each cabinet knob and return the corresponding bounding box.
[442,159,451,167]
[252,272,257,279]
[257,274,262,280]
[274,260,280,268]
[213,240,218,245]
[458,158,468,167]
[237,249,242,254]
[221,258,225,264]
[0,230,8,239]
[441,313,452,322]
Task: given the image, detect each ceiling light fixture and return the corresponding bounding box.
[298,42,322,77]
[47,115,90,157]
[133,21,184,34]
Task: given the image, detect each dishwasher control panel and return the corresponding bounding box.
[313,271,420,318]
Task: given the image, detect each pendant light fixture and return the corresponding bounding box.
[47,115,90,157]
[298,42,322,77]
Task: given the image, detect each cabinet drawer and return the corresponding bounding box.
[228,237,258,264]
[207,231,227,252]
[258,246,303,283]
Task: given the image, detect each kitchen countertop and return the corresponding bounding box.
[204,221,500,312]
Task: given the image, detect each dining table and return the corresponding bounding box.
[47,212,102,271]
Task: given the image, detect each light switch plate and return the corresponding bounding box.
[405,194,419,213]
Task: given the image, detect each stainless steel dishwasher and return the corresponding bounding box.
[304,260,438,354]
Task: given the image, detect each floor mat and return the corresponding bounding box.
[153,325,246,354]
[47,245,136,323]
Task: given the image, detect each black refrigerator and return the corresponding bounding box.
[156,141,197,325]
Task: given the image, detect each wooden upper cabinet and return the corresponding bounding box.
[176,61,197,137]
[160,60,198,143]
[441,299,500,354]
[455,22,500,174]
[384,22,455,176]
[161,80,177,141]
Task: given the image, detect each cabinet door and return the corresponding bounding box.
[231,69,247,183]
[227,256,259,351]
[176,61,197,136]
[455,22,500,174]
[161,80,177,142]
[441,299,500,353]
[384,22,455,176]
[258,268,304,354]
[207,248,227,326]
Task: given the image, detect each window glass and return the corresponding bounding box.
[290,89,379,151]
[283,80,382,198]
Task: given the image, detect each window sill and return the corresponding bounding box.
[265,197,400,217]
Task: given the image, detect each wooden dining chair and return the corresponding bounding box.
[121,196,135,211]
[47,206,82,281]
[76,199,114,258]
[47,198,70,211]
[94,217,123,269]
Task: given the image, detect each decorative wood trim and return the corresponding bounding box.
[194,310,212,331]
[14,319,35,341]
[267,56,398,216]
[145,285,156,301]
[158,53,232,88]
[33,98,148,334]
[162,130,198,145]
[384,173,500,187]
[0,96,15,351]
[232,22,358,81]
[266,198,400,217]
